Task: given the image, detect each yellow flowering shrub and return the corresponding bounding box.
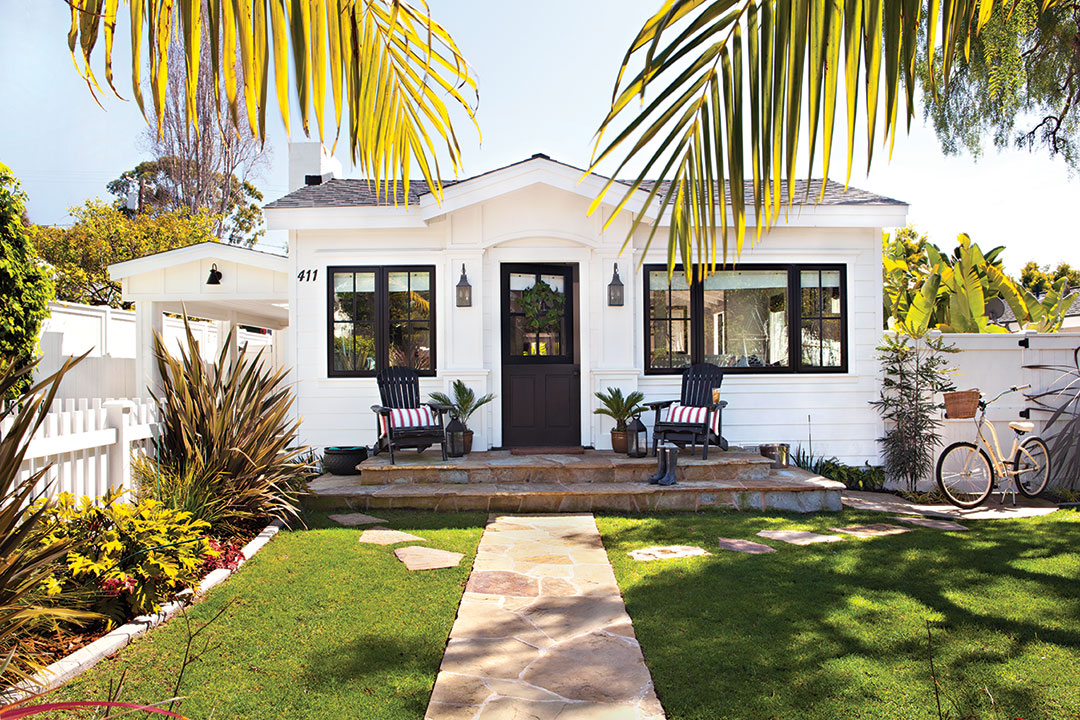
[32,492,212,627]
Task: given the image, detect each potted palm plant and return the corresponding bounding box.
[429,379,495,455]
[594,387,646,453]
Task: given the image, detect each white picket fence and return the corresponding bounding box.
[4,398,159,502]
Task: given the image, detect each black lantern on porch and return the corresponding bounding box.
[455,264,472,307]
[445,414,467,457]
[607,263,624,306]
[626,413,648,458]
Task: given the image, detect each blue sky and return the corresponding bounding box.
[1,0,1077,273]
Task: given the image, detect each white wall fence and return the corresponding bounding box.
[5,398,159,502]
[38,301,275,400]
[910,332,1080,491]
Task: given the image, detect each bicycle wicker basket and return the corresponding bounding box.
[943,389,980,419]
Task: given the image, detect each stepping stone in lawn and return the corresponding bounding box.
[717,537,776,554]
[329,512,386,526]
[757,530,843,545]
[394,546,464,571]
[889,515,969,531]
[628,545,711,562]
[357,527,426,545]
[831,523,913,538]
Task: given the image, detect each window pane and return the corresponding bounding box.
[801,318,842,367]
[648,321,671,370]
[801,270,822,317]
[410,271,431,320]
[333,272,375,323]
[801,319,822,366]
[389,322,432,370]
[821,270,842,316]
[332,323,354,371]
[355,324,377,371]
[508,272,534,313]
[703,270,789,368]
[648,271,692,370]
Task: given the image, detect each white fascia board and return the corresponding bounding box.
[417,160,654,220]
[264,205,426,231]
[108,242,289,280]
[649,203,908,228]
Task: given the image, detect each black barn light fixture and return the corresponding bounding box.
[456,264,472,307]
[607,263,624,306]
[206,263,222,285]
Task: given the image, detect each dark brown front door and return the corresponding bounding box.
[501,264,580,448]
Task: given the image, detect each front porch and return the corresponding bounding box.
[306,448,844,513]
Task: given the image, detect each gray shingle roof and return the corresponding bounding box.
[264,155,905,210]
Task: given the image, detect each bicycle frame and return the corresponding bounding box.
[958,386,1041,501]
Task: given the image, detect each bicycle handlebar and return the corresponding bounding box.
[982,384,1032,408]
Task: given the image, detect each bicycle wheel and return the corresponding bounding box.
[1013,436,1052,497]
[936,442,995,508]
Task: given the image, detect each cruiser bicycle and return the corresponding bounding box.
[935,385,1052,509]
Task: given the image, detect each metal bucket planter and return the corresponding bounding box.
[759,443,790,469]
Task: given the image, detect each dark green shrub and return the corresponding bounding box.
[871,334,958,492]
[0,163,54,399]
[792,446,885,491]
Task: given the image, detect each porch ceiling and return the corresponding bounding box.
[155,300,289,330]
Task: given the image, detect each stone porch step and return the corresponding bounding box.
[353,449,773,486]
[305,467,844,514]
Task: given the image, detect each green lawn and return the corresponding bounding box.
[596,509,1080,720]
[45,511,486,720]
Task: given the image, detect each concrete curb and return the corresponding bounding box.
[8,519,285,700]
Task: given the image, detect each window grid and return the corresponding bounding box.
[644,264,847,375]
[327,266,436,378]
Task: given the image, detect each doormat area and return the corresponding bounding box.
[510,446,586,456]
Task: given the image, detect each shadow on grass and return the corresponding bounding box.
[599,509,1080,720]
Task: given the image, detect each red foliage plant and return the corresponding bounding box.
[200,539,244,573]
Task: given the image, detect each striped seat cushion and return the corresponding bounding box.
[378,406,437,435]
[663,403,721,435]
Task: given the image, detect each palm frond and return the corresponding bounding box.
[589,0,1051,277]
[67,0,479,204]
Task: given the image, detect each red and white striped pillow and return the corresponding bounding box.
[378,406,437,435]
[663,403,721,435]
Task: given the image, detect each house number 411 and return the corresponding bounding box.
[297,269,318,282]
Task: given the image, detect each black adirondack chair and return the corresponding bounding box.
[646,363,729,459]
[371,367,453,464]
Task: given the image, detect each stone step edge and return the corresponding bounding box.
[311,478,844,498]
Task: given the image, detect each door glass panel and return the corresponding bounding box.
[509,273,535,313]
[703,270,789,368]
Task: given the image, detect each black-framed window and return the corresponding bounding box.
[328,266,436,377]
[644,264,848,374]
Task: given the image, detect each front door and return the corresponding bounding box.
[501,264,580,448]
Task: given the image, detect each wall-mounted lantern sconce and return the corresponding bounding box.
[607,263,624,306]
[455,264,472,307]
[206,263,222,285]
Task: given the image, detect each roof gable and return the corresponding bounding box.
[264,154,905,212]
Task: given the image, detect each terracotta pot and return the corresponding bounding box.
[463,430,474,455]
[610,430,629,454]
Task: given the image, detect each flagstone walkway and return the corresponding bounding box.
[425,513,665,720]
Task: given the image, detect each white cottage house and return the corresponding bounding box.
[110,144,907,466]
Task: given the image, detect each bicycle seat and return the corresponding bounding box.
[1009,421,1034,434]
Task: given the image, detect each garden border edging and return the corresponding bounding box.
[9,519,284,701]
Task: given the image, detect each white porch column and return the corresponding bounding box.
[134,302,164,398]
